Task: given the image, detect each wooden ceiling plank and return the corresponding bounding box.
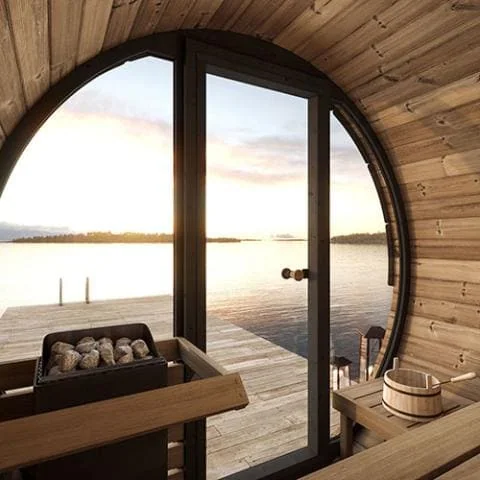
[273,0,357,53]
[313,0,439,72]
[103,0,143,50]
[7,0,49,108]
[372,71,480,132]
[180,0,224,30]
[207,0,254,31]
[130,0,171,39]
[357,24,480,111]
[229,0,285,36]
[76,0,114,65]
[155,0,196,32]
[294,0,393,62]
[0,0,26,134]
[49,0,84,84]
[333,3,478,93]
[249,0,312,42]
[384,100,480,148]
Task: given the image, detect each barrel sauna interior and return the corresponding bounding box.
[1,0,480,477]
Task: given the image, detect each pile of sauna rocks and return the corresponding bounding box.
[46,336,152,376]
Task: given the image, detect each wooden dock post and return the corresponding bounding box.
[85,277,90,304]
[59,278,63,306]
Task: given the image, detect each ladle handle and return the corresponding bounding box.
[450,372,476,383]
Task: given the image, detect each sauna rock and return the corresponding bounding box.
[51,341,74,355]
[79,349,100,369]
[131,339,150,359]
[58,350,81,372]
[46,336,151,376]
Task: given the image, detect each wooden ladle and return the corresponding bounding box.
[432,371,476,387]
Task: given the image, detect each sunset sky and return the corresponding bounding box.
[0,57,384,238]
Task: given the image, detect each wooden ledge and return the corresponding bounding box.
[0,372,248,472]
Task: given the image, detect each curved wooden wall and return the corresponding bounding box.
[0,1,479,399]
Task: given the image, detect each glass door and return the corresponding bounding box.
[182,40,331,480]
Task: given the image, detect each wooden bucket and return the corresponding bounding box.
[382,358,442,422]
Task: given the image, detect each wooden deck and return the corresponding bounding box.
[0,296,341,479]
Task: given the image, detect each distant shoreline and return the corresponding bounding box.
[5,231,387,245]
[8,232,241,244]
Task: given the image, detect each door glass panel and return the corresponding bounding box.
[0,57,174,364]
[205,74,309,479]
[329,113,392,437]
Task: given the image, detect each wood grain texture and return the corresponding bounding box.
[129,0,170,39]
[0,0,26,133]
[0,373,248,472]
[103,0,143,50]
[334,2,480,93]
[273,0,357,52]
[77,0,114,64]
[49,0,84,84]
[155,0,196,32]
[180,0,224,29]
[303,401,480,480]
[295,0,391,62]
[6,0,49,107]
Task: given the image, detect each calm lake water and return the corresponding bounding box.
[0,242,391,376]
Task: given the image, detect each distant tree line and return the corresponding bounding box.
[11,231,241,243]
[330,232,386,244]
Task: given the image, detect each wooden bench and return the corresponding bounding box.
[332,377,473,458]
[301,400,480,479]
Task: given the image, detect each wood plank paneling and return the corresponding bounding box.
[129,0,169,39]
[358,29,480,111]
[295,0,391,61]
[207,0,253,31]
[384,101,480,149]
[406,194,480,221]
[412,239,480,261]
[312,0,437,72]
[238,0,312,41]
[403,173,480,203]
[49,0,84,84]
[155,0,196,32]
[333,3,479,92]
[76,0,114,64]
[0,0,26,133]
[410,217,480,241]
[7,0,49,107]
[273,0,357,53]
[180,0,224,29]
[372,72,480,132]
[408,296,480,330]
[411,277,480,308]
[103,0,142,50]
[412,258,480,284]
[396,148,480,185]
